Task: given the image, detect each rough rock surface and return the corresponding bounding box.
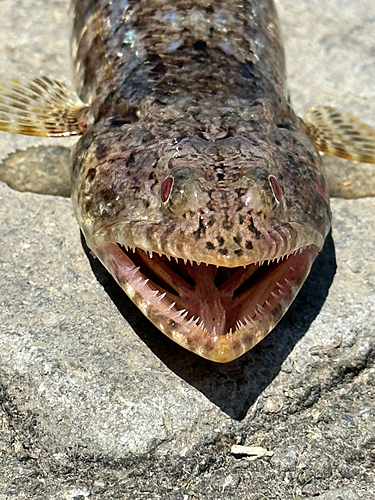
[0,0,374,498]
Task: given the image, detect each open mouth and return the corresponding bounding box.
[95,241,319,362]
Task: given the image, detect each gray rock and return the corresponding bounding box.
[306,487,366,500]
[0,0,374,498]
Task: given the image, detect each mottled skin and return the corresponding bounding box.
[70,0,331,362]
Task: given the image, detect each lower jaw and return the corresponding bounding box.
[91,241,319,362]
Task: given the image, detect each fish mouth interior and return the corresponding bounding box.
[103,242,318,341]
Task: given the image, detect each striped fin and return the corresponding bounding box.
[304,105,375,164]
[0,76,90,137]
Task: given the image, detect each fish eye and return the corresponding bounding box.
[161,176,174,203]
[268,175,283,204]
[161,166,203,217]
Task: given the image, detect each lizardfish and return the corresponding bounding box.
[0,0,374,362]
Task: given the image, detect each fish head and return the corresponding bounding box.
[71,118,331,362]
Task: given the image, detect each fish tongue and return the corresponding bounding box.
[180,264,228,335]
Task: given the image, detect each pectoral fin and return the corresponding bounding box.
[0,76,90,137]
[304,105,375,164]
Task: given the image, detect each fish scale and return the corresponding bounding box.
[72,0,286,109]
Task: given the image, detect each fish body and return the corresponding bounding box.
[1,1,374,362]
[70,0,330,362]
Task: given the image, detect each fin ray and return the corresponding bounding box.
[304,105,375,164]
[0,76,90,137]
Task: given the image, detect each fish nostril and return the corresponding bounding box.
[161,176,174,203]
[268,175,283,203]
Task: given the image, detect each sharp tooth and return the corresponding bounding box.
[139,278,149,289]
[152,290,159,297]
[148,251,153,258]
[227,327,232,336]
[236,319,244,329]
[265,300,272,308]
[193,317,200,325]
[183,259,187,265]
[285,278,293,286]
[254,309,263,318]
[198,319,205,329]
[167,302,176,311]
[271,291,278,299]
[158,292,166,302]
[247,316,256,325]
[187,316,195,325]
[256,303,265,314]
[276,281,284,289]
[177,308,187,317]
[289,266,296,272]
[180,310,188,320]
[166,254,171,261]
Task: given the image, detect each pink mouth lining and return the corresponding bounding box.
[97,242,318,345]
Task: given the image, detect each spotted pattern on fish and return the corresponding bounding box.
[69,0,330,361]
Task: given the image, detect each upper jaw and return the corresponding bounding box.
[90,218,326,267]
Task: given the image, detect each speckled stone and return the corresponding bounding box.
[0,0,374,498]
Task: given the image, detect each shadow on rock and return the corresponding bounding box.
[83,233,336,421]
[0,145,71,197]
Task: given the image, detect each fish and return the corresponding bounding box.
[0,0,375,363]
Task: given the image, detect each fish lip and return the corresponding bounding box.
[91,219,325,267]
[88,231,321,362]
